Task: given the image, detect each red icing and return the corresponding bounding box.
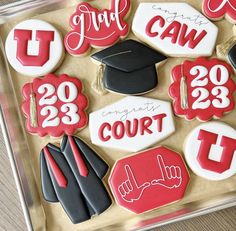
[145,15,207,49]
[44,147,68,188]
[22,74,88,137]
[197,129,236,173]
[109,146,190,214]
[169,57,236,121]
[98,114,167,142]
[64,0,131,56]
[203,0,236,22]
[98,123,111,141]
[14,29,55,66]
[68,136,89,177]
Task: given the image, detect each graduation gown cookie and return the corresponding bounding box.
[40,136,111,224]
[91,39,167,95]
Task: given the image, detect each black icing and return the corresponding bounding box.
[91,39,167,95]
[40,137,111,224]
[228,44,236,70]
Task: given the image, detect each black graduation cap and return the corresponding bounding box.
[40,136,111,224]
[228,44,236,70]
[91,39,167,95]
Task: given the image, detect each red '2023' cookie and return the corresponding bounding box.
[109,146,190,214]
[202,0,236,23]
[169,57,236,121]
[64,0,131,56]
[22,74,88,137]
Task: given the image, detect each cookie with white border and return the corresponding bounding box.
[5,19,64,77]
[132,2,218,57]
[89,96,175,152]
[184,122,236,181]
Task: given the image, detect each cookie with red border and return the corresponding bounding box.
[109,146,190,214]
[64,0,131,56]
[22,74,88,137]
[169,57,236,121]
[202,0,236,24]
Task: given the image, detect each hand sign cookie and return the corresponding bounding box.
[109,146,190,214]
[151,155,182,189]
[118,165,150,203]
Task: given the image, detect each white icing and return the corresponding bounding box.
[190,66,208,87]
[38,83,57,106]
[61,103,80,125]
[190,64,231,110]
[89,96,175,152]
[66,0,128,51]
[5,19,64,77]
[184,122,236,181]
[209,65,229,85]
[192,88,211,109]
[132,3,218,57]
[212,86,230,108]
[57,82,78,103]
[40,106,60,128]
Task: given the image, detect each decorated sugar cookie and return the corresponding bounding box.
[22,74,88,137]
[202,0,236,23]
[64,0,131,56]
[217,25,236,71]
[169,57,236,121]
[5,19,64,77]
[41,135,111,223]
[91,39,167,95]
[184,122,236,181]
[89,96,175,152]
[132,3,218,57]
[109,146,190,214]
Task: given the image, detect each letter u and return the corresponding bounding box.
[14,29,55,66]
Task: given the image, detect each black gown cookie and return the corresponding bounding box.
[40,136,111,224]
[91,39,167,95]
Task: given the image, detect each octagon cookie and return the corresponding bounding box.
[109,146,190,214]
[89,96,175,152]
[132,3,218,57]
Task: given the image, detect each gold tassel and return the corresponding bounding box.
[92,64,108,95]
[30,85,38,128]
[217,36,236,58]
[180,75,188,110]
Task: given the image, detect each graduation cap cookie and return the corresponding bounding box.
[40,135,111,224]
[217,25,236,71]
[91,39,167,95]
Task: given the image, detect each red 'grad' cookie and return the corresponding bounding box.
[64,0,131,56]
[109,146,190,214]
[169,57,236,121]
[22,74,88,137]
[202,0,236,24]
